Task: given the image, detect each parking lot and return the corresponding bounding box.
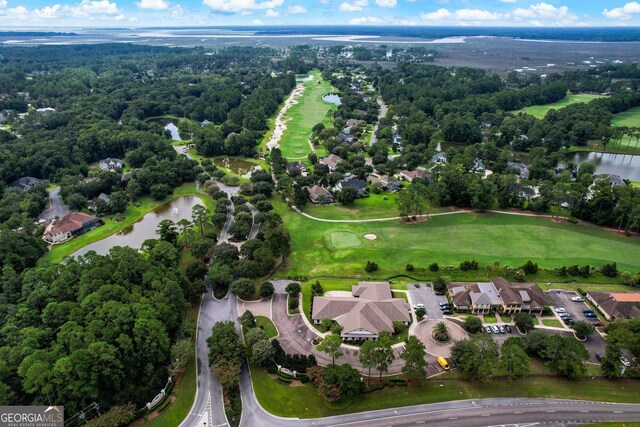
[407,283,448,320]
[546,289,602,328]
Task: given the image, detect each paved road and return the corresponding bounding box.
[246,202,260,240]
[369,97,387,146]
[38,187,69,220]
[407,283,447,320]
[241,395,640,427]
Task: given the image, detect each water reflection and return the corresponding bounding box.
[322,93,342,106]
[212,157,261,178]
[568,152,640,181]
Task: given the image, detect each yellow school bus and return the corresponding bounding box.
[437,356,450,371]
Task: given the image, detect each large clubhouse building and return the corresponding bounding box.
[447,277,549,315]
[311,282,411,341]
[586,292,640,320]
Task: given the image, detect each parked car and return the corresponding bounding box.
[555,307,566,313]
[564,319,575,325]
[439,301,449,306]
[621,357,631,367]
[435,291,445,296]
[485,326,492,333]
[583,308,594,313]
[491,325,500,334]
[414,284,420,288]
[559,312,571,318]
[595,353,602,362]
[413,303,425,310]
[505,325,512,333]
[592,321,604,327]
[498,326,506,333]
[571,296,584,302]
[440,305,451,311]
[584,312,597,318]
[442,309,453,315]
[426,283,431,287]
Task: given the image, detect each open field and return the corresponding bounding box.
[512,94,606,119]
[274,201,640,278]
[42,183,215,264]
[278,70,336,159]
[612,107,640,128]
[256,316,278,339]
[251,357,640,418]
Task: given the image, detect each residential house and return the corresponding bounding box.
[99,158,123,172]
[306,185,334,204]
[89,193,111,212]
[392,134,402,146]
[337,133,356,145]
[121,172,133,182]
[396,169,426,183]
[43,212,103,244]
[286,161,308,176]
[447,277,549,315]
[336,178,368,196]
[507,162,530,180]
[319,154,343,171]
[586,292,640,320]
[9,176,43,191]
[367,174,401,191]
[346,118,366,128]
[471,158,485,173]
[595,174,626,188]
[311,282,411,341]
[431,152,448,164]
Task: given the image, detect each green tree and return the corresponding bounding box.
[285,282,301,296]
[415,307,426,319]
[500,341,530,380]
[230,278,255,299]
[157,219,179,245]
[84,404,136,427]
[213,357,241,389]
[245,327,267,353]
[433,276,447,294]
[252,339,275,366]
[450,334,498,381]
[514,312,535,333]
[240,310,256,329]
[541,335,588,379]
[359,340,377,385]
[433,321,451,342]
[372,332,395,379]
[401,336,427,382]
[207,321,246,367]
[322,363,364,402]
[463,316,483,334]
[336,187,359,205]
[317,333,343,365]
[191,204,209,237]
[601,343,622,379]
[573,321,596,340]
[259,281,275,298]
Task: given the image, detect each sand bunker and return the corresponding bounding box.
[364,234,377,240]
[266,83,305,150]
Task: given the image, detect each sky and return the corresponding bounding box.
[1,0,640,28]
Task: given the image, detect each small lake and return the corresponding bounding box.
[72,196,203,257]
[568,152,640,181]
[323,93,342,106]
[164,122,181,141]
[213,157,261,178]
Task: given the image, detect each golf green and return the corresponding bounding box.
[327,231,363,249]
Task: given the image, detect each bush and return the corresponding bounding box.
[230,278,255,299]
[567,265,580,276]
[520,260,539,275]
[405,263,415,272]
[459,260,479,271]
[365,261,379,272]
[463,316,483,334]
[288,297,299,311]
[311,280,324,296]
[567,217,578,224]
[579,265,591,278]
[541,306,553,316]
[433,277,448,293]
[259,281,275,298]
[600,262,618,278]
[285,282,301,296]
[415,307,426,319]
[429,262,439,272]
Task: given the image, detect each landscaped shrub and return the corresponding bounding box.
[429,262,439,272]
[557,266,568,276]
[463,316,483,334]
[600,262,618,277]
[520,260,539,275]
[567,265,580,276]
[433,277,448,294]
[405,263,415,272]
[288,297,299,311]
[459,260,479,271]
[567,217,578,224]
[271,340,317,373]
[577,287,586,296]
[541,306,553,316]
[365,260,379,272]
[311,280,324,296]
[579,265,591,278]
[285,282,301,296]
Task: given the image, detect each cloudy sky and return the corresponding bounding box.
[1,0,639,27]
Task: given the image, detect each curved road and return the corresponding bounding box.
[38,187,69,221]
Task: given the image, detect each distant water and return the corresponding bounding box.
[569,152,640,181]
[323,94,342,106]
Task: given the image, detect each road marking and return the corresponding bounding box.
[546,410,556,413]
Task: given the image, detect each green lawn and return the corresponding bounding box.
[612,106,640,128]
[143,302,199,427]
[512,93,606,119]
[278,70,337,159]
[542,319,564,328]
[42,183,215,264]
[251,359,640,419]
[274,200,640,279]
[256,316,278,339]
[538,282,635,293]
[302,193,402,220]
[483,314,497,324]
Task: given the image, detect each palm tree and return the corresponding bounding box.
[432,321,451,342]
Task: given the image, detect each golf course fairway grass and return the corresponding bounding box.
[274,200,640,277]
[512,93,606,119]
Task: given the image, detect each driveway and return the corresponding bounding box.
[546,289,601,327]
[413,319,467,359]
[38,187,69,221]
[407,283,448,320]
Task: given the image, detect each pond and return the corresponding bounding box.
[72,196,203,257]
[322,93,342,106]
[212,157,261,178]
[568,152,640,181]
[164,122,181,141]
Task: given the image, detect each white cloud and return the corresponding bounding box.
[0,0,7,8]
[500,0,517,3]
[603,2,640,19]
[350,15,383,23]
[513,3,575,21]
[203,0,284,13]
[170,4,183,17]
[288,5,307,14]
[0,0,125,21]
[136,0,169,10]
[375,0,396,8]
[421,8,502,21]
[251,18,263,24]
[339,0,367,12]
[265,8,279,16]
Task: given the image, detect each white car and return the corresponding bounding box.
[571,296,584,302]
[413,303,425,310]
[621,357,631,367]
[555,307,566,313]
